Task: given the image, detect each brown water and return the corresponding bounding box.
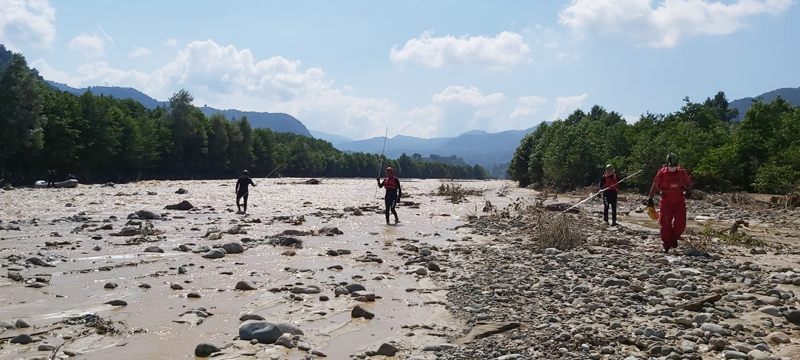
[0,178,523,359]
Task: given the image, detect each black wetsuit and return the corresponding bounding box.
[46,171,56,188]
[236,176,255,213]
[599,173,620,225]
[378,176,402,224]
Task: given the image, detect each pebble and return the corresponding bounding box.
[10,334,34,344]
[15,319,30,328]
[235,281,257,290]
[765,331,790,344]
[202,249,226,259]
[352,305,374,319]
[376,343,399,356]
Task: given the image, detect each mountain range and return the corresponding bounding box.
[45,80,800,177]
[47,81,312,136]
[729,87,800,121]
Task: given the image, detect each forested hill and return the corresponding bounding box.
[0,46,488,185]
[729,87,800,121]
[46,81,313,137]
[509,92,800,195]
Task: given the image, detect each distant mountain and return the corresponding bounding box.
[730,87,800,121]
[333,126,539,173]
[199,107,311,137]
[45,82,312,136]
[310,130,353,147]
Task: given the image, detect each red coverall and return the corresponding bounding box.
[653,166,692,250]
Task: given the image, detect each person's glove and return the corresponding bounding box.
[647,197,654,207]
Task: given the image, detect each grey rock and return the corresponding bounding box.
[26,257,55,267]
[765,331,790,344]
[202,249,226,259]
[14,319,30,328]
[105,300,127,306]
[235,281,257,291]
[415,267,428,276]
[171,283,184,290]
[135,210,160,220]
[239,314,265,321]
[317,226,343,236]
[38,344,56,351]
[345,283,366,293]
[701,323,727,335]
[427,262,442,272]
[144,246,164,253]
[602,277,630,287]
[422,344,456,351]
[165,200,193,211]
[10,334,34,344]
[274,333,295,349]
[724,350,748,359]
[276,322,304,335]
[238,321,284,344]
[194,343,220,357]
[352,305,374,319]
[786,310,800,325]
[758,305,781,317]
[222,242,244,254]
[0,321,13,329]
[187,292,201,298]
[376,343,399,356]
[747,349,773,360]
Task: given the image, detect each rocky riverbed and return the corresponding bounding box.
[0,179,798,359]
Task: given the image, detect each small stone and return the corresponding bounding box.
[239,314,265,321]
[415,267,428,276]
[747,349,772,360]
[171,283,184,290]
[38,344,56,351]
[194,343,220,357]
[188,292,201,299]
[723,350,748,359]
[352,305,374,319]
[105,300,127,306]
[376,343,399,356]
[165,200,193,211]
[700,323,726,335]
[14,319,30,328]
[222,242,244,254]
[138,283,152,289]
[786,310,800,325]
[104,282,118,289]
[427,262,441,272]
[710,338,728,351]
[344,283,366,293]
[274,334,295,349]
[144,246,164,253]
[235,281,257,290]
[319,295,330,301]
[602,277,630,287]
[202,249,226,259]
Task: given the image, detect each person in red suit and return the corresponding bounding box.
[648,153,692,253]
[599,164,620,226]
[377,167,402,225]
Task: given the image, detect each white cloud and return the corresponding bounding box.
[432,86,505,106]
[390,31,531,68]
[68,34,105,58]
[164,38,178,47]
[511,96,548,119]
[559,0,793,48]
[128,46,151,58]
[0,0,56,49]
[35,39,581,138]
[623,114,640,124]
[552,94,588,120]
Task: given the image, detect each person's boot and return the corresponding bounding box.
[394,215,400,224]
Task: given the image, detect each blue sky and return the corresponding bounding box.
[2,0,798,139]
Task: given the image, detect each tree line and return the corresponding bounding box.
[0,46,488,185]
[509,92,800,195]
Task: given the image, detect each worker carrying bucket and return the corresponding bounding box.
[647,153,693,254]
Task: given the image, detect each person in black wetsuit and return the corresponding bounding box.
[46,170,56,188]
[235,170,256,214]
[377,167,402,225]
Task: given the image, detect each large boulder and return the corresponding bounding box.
[239,321,284,344]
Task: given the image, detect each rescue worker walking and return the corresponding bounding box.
[599,164,620,226]
[377,167,402,225]
[236,170,256,214]
[648,153,692,253]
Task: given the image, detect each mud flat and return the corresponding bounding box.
[1,179,798,359]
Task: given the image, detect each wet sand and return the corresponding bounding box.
[0,178,523,359]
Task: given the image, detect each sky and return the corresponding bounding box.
[1,0,799,139]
